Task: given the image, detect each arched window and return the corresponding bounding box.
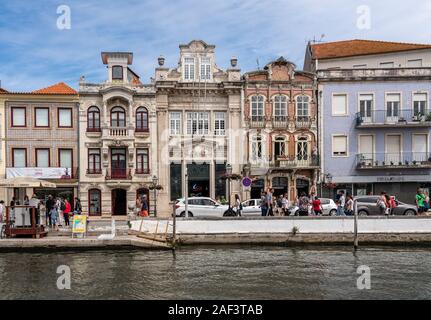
[296,95,310,121]
[273,95,287,121]
[136,107,149,132]
[251,95,264,121]
[87,106,100,132]
[111,106,126,127]
[88,189,101,216]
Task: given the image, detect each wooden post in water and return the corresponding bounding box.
[172,202,177,248]
[354,199,359,250]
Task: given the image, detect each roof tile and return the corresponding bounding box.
[311,39,431,60]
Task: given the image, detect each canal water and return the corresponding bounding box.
[0,246,430,300]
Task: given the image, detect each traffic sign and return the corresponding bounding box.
[242,177,252,188]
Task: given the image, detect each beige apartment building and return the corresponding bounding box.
[0,83,79,203]
[78,52,157,217]
[154,40,243,215]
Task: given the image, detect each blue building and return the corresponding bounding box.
[318,68,431,203]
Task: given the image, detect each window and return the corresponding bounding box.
[214,112,226,136]
[12,148,27,167]
[386,93,400,121]
[184,57,195,80]
[353,64,367,68]
[136,107,149,132]
[296,137,309,161]
[273,95,287,121]
[274,136,286,159]
[296,95,310,120]
[111,106,126,127]
[251,136,263,160]
[413,93,427,116]
[380,62,394,68]
[35,108,49,127]
[169,112,181,135]
[58,108,72,127]
[186,112,209,135]
[87,106,100,131]
[36,149,50,167]
[332,135,348,157]
[170,163,182,200]
[251,95,264,121]
[136,148,149,174]
[59,149,73,169]
[112,66,123,80]
[332,94,347,115]
[359,94,373,122]
[200,57,211,80]
[11,107,26,127]
[88,149,101,174]
[88,189,101,216]
[407,59,423,67]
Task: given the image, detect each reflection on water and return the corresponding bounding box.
[0,246,430,300]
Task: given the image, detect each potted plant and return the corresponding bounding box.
[426,112,431,122]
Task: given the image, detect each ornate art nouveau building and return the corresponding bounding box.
[78,52,157,217]
[242,57,319,200]
[154,40,243,214]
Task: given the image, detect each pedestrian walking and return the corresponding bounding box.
[297,192,310,216]
[260,192,268,217]
[336,191,346,216]
[140,195,149,217]
[345,195,354,216]
[312,196,323,216]
[281,194,289,216]
[389,196,397,215]
[63,199,71,227]
[266,188,274,216]
[424,191,430,212]
[74,197,82,215]
[415,188,426,215]
[45,195,55,227]
[234,194,242,217]
[377,191,389,215]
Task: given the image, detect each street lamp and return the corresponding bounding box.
[148,175,162,217]
[226,163,232,211]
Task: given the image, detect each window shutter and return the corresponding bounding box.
[332,94,347,115]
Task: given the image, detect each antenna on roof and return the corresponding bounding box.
[256,58,260,70]
[310,34,326,44]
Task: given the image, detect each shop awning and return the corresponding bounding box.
[0,177,57,188]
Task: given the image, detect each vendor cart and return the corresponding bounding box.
[1,206,47,239]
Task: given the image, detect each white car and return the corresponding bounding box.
[290,198,338,216]
[241,199,262,216]
[175,197,231,217]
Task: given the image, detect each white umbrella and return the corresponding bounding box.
[0,177,56,188]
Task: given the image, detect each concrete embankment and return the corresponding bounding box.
[130,216,431,246]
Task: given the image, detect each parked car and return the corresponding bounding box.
[241,199,262,216]
[355,196,417,216]
[175,197,231,217]
[289,198,337,216]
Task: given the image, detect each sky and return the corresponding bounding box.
[1,0,431,91]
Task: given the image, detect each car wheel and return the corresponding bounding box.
[180,212,193,217]
[223,209,236,217]
[358,210,368,216]
[404,210,416,216]
[329,209,337,216]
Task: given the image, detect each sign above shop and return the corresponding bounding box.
[7,168,72,180]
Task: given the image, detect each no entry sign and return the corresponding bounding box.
[242,177,252,188]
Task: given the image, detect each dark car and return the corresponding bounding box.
[355,196,417,216]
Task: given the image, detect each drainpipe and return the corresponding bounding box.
[76,102,80,201]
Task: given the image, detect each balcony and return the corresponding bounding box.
[86,168,102,175]
[356,110,431,128]
[356,152,431,169]
[295,116,312,129]
[272,116,288,129]
[251,155,320,169]
[106,168,132,180]
[249,116,266,128]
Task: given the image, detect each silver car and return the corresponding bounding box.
[355,196,417,216]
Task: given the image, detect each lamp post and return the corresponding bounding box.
[151,175,159,217]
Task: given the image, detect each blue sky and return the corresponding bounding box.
[1,0,431,91]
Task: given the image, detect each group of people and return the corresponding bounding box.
[1,195,82,230]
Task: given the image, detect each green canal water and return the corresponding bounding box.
[0,246,430,299]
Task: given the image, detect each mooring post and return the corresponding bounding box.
[172,201,177,248]
[354,199,359,250]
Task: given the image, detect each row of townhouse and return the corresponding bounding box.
[0,39,430,217]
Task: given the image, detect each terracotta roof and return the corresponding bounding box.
[0,88,9,93]
[32,82,77,95]
[310,39,431,60]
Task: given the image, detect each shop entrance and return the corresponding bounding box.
[251,179,265,199]
[187,163,210,197]
[272,177,288,197]
[112,189,127,215]
[296,179,310,197]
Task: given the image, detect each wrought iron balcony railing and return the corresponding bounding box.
[295,116,312,128]
[356,109,431,127]
[249,116,266,128]
[356,152,431,169]
[106,168,132,180]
